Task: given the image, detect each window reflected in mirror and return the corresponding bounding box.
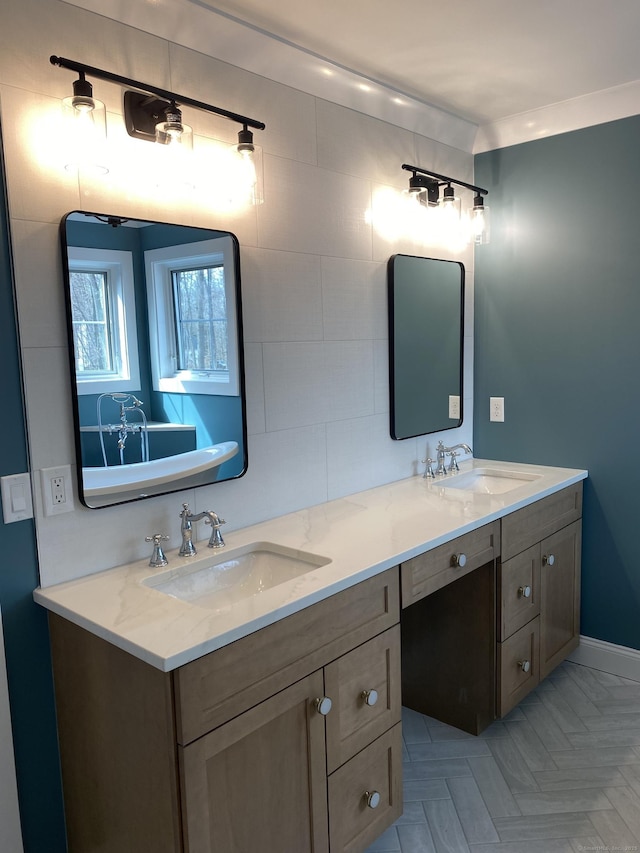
[62,212,247,509]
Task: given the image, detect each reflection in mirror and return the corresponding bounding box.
[62,211,247,508]
[388,254,464,440]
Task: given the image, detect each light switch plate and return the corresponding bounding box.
[1,472,34,524]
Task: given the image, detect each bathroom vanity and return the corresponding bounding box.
[35,460,586,853]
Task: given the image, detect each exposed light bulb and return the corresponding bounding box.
[62,75,108,175]
[470,193,490,244]
[230,126,264,205]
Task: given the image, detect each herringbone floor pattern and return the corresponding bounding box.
[366,661,640,853]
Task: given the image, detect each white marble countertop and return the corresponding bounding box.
[34,459,587,672]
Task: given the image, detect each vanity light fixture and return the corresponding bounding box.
[402,164,490,244]
[50,55,266,203]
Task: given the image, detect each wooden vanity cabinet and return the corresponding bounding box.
[399,482,583,730]
[498,483,582,715]
[400,521,500,735]
[49,567,402,853]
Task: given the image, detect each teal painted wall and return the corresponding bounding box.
[474,115,640,651]
[0,131,67,848]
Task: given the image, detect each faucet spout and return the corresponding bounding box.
[435,441,473,475]
[178,503,226,555]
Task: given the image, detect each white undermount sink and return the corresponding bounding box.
[142,542,332,611]
[441,467,542,495]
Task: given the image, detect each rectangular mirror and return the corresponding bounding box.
[388,254,464,439]
[62,211,247,508]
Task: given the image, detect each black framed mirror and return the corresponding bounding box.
[61,211,247,508]
[388,254,464,439]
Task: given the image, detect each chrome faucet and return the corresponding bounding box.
[179,503,226,556]
[435,441,473,475]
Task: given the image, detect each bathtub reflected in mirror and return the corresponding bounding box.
[61,211,247,508]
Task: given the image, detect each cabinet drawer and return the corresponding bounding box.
[501,483,582,561]
[325,626,401,773]
[498,544,541,641]
[498,616,540,717]
[174,568,400,744]
[401,521,499,607]
[328,723,402,853]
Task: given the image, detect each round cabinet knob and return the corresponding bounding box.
[314,696,332,716]
[451,553,467,568]
[364,790,381,809]
[361,689,378,707]
[543,554,555,567]
[518,660,531,673]
[518,585,532,599]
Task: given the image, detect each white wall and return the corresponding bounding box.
[0,0,474,587]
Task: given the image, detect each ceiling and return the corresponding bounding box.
[192,0,640,125]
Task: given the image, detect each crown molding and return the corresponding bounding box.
[61,0,478,152]
[474,79,640,153]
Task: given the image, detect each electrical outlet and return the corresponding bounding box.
[448,395,460,419]
[490,396,505,422]
[41,465,74,516]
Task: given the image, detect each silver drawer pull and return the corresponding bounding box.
[518,659,531,673]
[364,790,381,809]
[518,585,532,599]
[451,553,467,568]
[361,689,378,707]
[314,696,332,716]
[543,553,555,566]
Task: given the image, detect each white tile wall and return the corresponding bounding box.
[0,0,474,586]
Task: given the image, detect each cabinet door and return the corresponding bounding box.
[540,520,582,679]
[180,671,329,853]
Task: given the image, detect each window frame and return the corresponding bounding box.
[67,246,140,396]
[145,236,240,397]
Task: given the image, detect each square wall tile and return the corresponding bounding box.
[374,340,390,414]
[169,44,318,165]
[36,485,190,586]
[242,247,323,343]
[243,342,266,435]
[321,256,387,341]
[316,99,415,188]
[326,414,418,500]
[257,155,372,260]
[21,345,75,471]
[0,0,171,109]
[11,219,67,349]
[263,340,375,432]
[1,86,81,223]
[198,425,328,529]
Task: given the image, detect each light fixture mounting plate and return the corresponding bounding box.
[124,90,173,142]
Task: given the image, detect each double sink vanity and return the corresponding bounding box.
[35,458,587,853]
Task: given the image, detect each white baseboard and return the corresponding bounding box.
[567,635,640,683]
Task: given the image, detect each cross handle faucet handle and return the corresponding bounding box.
[145,533,170,568]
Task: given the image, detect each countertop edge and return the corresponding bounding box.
[34,462,588,671]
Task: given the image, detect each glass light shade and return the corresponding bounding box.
[440,187,461,224]
[228,141,264,205]
[469,201,490,244]
[154,120,193,151]
[148,124,195,193]
[62,96,108,176]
